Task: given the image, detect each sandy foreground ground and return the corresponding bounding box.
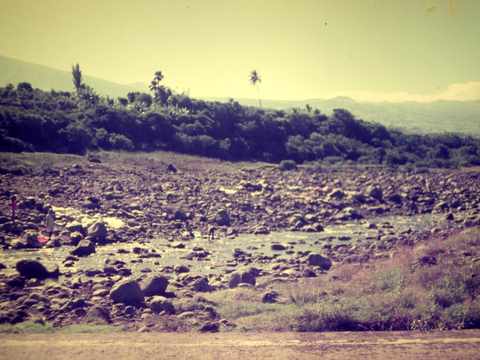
[1,330,480,360]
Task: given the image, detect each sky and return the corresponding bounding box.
[0,0,479,102]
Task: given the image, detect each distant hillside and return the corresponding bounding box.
[0,55,147,97]
[207,97,480,136]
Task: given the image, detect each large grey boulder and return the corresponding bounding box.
[140,275,169,297]
[87,221,108,242]
[109,279,144,306]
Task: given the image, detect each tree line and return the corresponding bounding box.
[0,66,479,168]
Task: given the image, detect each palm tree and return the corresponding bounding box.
[149,70,164,92]
[71,63,83,93]
[249,70,262,108]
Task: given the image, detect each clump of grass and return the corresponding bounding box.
[0,321,120,334]
[58,324,120,334]
[0,321,54,334]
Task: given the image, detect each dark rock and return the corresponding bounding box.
[87,154,102,163]
[243,182,263,192]
[302,268,317,277]
[262,291,279,303]
[388,193,403,204]
[418,255,437,266]
[215,209,230,226]
[199,321,219,333]
[174,265,190,274]
[307,254,332,271]
[367,185,383,201]
[228,267,259,288]
[141,275,169,297]
[328,189,345,200]
[150,296,175,314]
[335,207,363,221]
[191,277,212,292]
[271,243,287,251]
[174,209,187,221]
[87,221,108,242]
[167,164,177,173]
[15,260,59,279]
[110,279,144,306]
[71,239,95,257]
[6,276,26,288]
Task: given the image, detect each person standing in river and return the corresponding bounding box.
[45,207,56,240]
[208,225,216,241]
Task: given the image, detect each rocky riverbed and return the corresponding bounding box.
[0,152,479,331]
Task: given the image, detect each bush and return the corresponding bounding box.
[279,159,297,171]
[108,133,134,150]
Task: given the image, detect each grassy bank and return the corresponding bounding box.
[205,228,480,331]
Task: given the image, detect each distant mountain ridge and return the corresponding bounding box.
[0,55,147,97]
[1,55,478,136]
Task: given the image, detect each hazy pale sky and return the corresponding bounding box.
[0,0,479,101]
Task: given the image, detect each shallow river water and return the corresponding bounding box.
[1,211,456,278]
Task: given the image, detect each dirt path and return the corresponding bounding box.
[2,331,480,360]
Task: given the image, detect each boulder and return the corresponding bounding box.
[141,275,169,297]
[271,243,287,251]
[334,207,363,221]
[18,197,37,210]
[167,164,177,173]
[307,254,332,271]
[262,290,279,303]
[387,193,403,204]
[243,182,263,192]
[191,277,212,292]
[174,265,190,274]
[199,321,220,333]
[15,259,59,279]
[109,279,144,306]
[174,209,187,221]
[215,209,231,226]
[327,189,345,201]
[367,185,383,201]
[228,267,259,288]
[87,221,108,242]
[71,239,95,257]
[150,296,175,314]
